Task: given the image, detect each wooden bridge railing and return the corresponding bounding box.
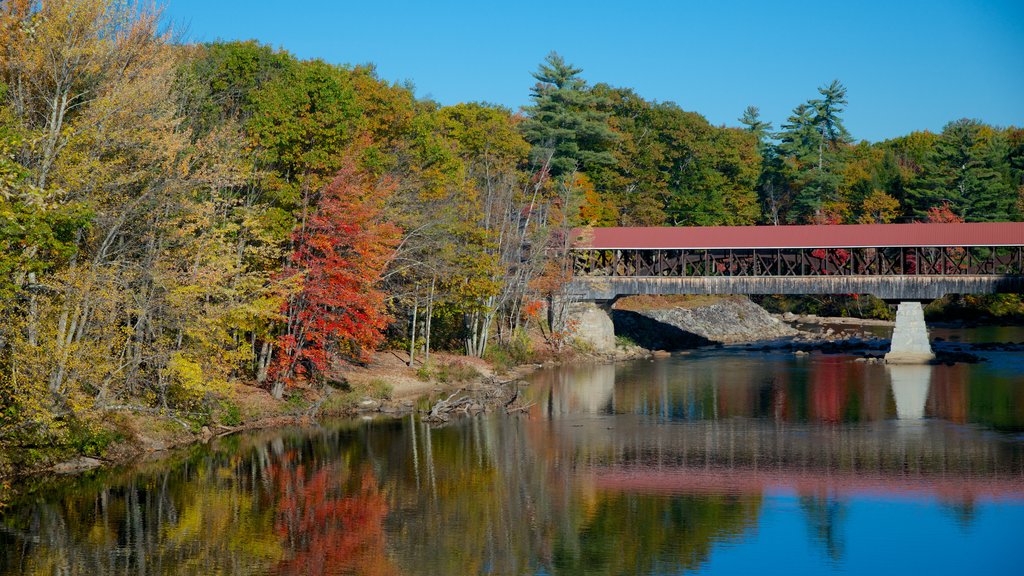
[573,246,1024,278]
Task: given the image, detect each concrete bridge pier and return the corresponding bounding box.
[884,302,935,364]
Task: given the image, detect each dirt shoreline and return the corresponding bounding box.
[1,345,650,485]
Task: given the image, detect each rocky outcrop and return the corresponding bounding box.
[614,296,798,347]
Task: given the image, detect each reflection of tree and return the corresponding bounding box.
[271,460,396,576]
[0,427,400,576]
[799,494,847,562]
[941,499,977,529]
[0,446,284,575]
[552,494,760,575]
[811,358,849,423]
[967,374,1024,433]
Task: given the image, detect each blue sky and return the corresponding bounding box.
[164,0,1024,142]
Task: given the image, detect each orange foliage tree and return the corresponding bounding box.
[924,201,965,273]
[924,201,964,224]
[270,161,400,397]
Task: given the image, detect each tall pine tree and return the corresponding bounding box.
[520,52,617,177]
[777,81,852,222]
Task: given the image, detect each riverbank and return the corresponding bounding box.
[0,339,650,486]
[4,295,1019,487]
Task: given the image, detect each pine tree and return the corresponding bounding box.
[906,119,1013,221]
[520,52,617,177]
[777,81,852,223]
[739,105,772,146]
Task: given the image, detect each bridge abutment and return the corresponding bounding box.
[568,301,616,353]
[884,302,935,364]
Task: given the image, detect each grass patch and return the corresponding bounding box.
[367,378,393,400]
[433,361,481,384]
[319,378,394,416]
[616,334,639,348]
[571,337,594,354]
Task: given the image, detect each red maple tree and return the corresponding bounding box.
[925,201,964,224]
[270,161,400,393]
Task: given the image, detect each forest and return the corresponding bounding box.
[1,0,1022,452]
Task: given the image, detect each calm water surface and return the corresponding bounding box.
[3,332,1024,575]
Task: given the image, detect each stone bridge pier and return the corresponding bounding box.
[885,302,935,364]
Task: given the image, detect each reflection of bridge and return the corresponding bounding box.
[548,416,1024,501]
[591,466,1024,502]
[567,222,1024,362]
[530,361,1024,502]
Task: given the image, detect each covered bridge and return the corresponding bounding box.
[567,222,1024,364]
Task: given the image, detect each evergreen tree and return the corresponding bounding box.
[809,80,852,169]
[520,52,617,177]
[740,105,791,224]
[739,105,772,145]
[776,81,852,222]
[906,119,1013,221]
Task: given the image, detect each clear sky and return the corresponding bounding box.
[163,0,1024,142]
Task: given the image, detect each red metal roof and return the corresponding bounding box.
[573,223,1024,250]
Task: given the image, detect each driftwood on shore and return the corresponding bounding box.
[422,378,530,422]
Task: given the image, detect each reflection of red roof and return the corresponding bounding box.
[591,467,1024,503]
[573,223,1024,250]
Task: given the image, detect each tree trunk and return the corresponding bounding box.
[256,341,272,383]
[408,294,418,367]
[424,278,435,365]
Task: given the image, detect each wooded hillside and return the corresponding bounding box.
[1,1,1021,451]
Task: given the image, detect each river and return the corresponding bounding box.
[2,329,1023,575]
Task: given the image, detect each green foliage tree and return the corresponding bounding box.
[590,87,760,226]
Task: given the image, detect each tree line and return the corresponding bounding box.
[1,1,1021,445]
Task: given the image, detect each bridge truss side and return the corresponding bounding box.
[570,246,1024,300]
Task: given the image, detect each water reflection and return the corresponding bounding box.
[888,364,931,421]
[2,350,1023,575]
[529,351,1024,430]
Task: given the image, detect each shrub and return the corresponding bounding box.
[415,366,431,381]
[218,400,242,426]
